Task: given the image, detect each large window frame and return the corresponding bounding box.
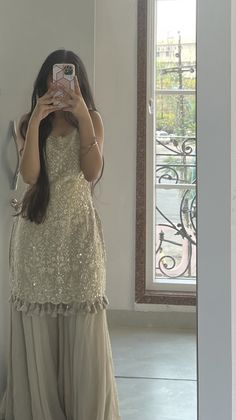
[135,0,196,306]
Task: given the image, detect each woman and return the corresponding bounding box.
[0,49,121,420]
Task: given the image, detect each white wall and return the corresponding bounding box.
[232,0,236,416]
[94,0,137,310]
[197,0,232,418]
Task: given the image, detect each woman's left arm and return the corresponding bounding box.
[77,109,104,182]
[56,76,104,182]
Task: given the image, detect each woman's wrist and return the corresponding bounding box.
[75,104,91,122]
[28,114,40,129]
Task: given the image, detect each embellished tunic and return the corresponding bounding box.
[8,128,109,317]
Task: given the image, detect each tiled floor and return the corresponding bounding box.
[108,325,197,420]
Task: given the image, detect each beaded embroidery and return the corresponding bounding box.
[9,129,108,317]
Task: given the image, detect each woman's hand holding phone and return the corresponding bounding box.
[55,75,89,120]
[30,83,61,123]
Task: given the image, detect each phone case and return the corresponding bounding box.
[52,63,75,99]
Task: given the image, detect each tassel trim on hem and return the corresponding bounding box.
[8,293,109,318]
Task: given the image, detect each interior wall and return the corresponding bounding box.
[197,0,232,417]
[94,0,137,310]
[231,0,236,416]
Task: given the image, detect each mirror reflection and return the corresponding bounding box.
[0,1,197,419]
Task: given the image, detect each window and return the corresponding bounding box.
[135,0,196,305]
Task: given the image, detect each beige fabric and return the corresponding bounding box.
[0,302,121,420]
[9,129,108,314]
[0,128,122,418]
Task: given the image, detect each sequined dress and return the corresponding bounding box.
[0,128,122,420]
[9,127,109,316]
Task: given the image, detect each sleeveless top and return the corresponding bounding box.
[8,128,109,317]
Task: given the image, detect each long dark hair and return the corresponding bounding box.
[15,49,104,224]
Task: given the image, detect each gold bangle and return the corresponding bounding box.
[80,138,99,157]
[80,137,99,149]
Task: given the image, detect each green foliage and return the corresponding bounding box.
[156,60,196,135]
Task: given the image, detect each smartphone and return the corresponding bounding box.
[52,63,75,100]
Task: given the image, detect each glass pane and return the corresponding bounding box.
[154,0,196,281]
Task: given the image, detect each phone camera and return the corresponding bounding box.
[64,65,73,75]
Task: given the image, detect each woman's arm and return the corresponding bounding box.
[17,115,41,185]
[78,109,104,182]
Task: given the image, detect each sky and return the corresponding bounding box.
[156,0,196,43]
